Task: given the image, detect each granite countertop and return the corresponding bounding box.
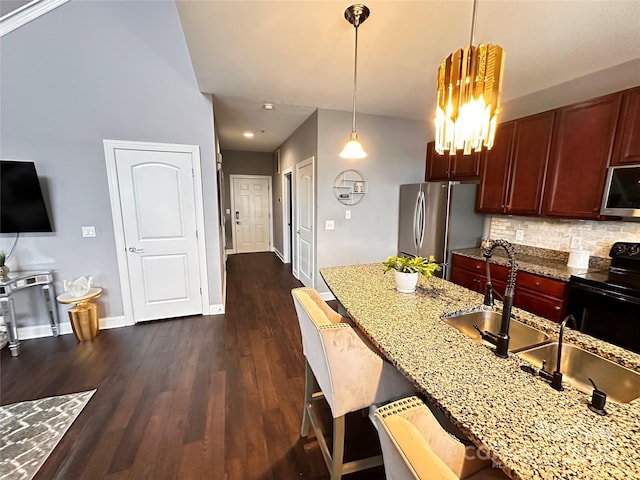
[451,246,610,282]
[320,264,640,480]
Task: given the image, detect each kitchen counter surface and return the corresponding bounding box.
[451,247,608,282]
[320,263,640,480]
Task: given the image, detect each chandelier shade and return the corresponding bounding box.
[434,1,505,155]
[340,4,369,159]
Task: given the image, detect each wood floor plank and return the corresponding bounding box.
[0,252,387,480]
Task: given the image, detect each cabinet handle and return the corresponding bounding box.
[554,306,561,310]
[535,281,540,286]
[475,265,480,269]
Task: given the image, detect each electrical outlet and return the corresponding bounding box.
[325,220,335,230]
[82,226,96,238]
[515,229,524,242]
[345,210,351,219]
[570,236,582,249]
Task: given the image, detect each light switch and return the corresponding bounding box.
[82,226,96,238]
[515,229,524,241]
[345,210,351,219]
[325,220,335,230]
[225,208,231,215]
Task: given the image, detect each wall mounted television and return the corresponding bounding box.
[1,160,53,233]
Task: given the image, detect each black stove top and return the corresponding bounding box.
[570,242,640,299]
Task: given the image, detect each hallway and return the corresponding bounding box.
[0,252,385,479]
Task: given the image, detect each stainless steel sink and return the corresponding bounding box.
[518,343,640,404]
[442,310,550,353]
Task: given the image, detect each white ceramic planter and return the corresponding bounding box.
[394,270,419,293]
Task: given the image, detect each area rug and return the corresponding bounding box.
[0,389,96,480]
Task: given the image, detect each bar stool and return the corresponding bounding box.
[371,396,509,480]
[291,287,415,480]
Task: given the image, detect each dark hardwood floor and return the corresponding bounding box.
[1,252,385,480]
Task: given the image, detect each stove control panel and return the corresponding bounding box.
[610,242,640,259]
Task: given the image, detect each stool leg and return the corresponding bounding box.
[330,415,346,480]
[301,359,313,437]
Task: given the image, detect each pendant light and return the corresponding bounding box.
[340,4,370,159]
[434,0,505,155]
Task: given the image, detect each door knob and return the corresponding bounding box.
[128,247,144,253]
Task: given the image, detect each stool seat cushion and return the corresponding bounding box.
[384,415,458,480]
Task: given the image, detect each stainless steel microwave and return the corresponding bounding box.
[600,165,640,218]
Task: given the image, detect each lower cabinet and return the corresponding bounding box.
[451,254,567,322]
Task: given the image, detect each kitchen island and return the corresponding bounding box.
[320,263,640,480]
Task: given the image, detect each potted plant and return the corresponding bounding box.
[383,255,441,293]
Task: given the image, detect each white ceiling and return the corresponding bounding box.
[176,1,640,152]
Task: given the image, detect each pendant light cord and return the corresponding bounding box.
[351,20,360,135]
[468,0,478,47]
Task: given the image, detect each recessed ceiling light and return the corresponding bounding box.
[243,132,254,138]
[263,103,275,110]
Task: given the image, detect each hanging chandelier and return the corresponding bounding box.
[340,4,370,159]
[434,0,505,155]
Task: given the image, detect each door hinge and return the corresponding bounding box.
[195,229,199,238]
[192,168,195,178]
[200,287,202,295]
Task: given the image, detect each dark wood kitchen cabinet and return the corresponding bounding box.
[543,92,622,219]
[610,86,640,166]
[425,142,480,181]
[477,111,555,216]
[450,254,567,322]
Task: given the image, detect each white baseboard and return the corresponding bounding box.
[319,291,335,301]
[209,304,225,315]
[274,248,284,262]
[225,248,235,255]
[16,315,127,340]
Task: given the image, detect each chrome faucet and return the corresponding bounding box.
[549,314,578,391]
[479,239,517,358]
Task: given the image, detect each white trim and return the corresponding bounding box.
[225,248,235,255]
[319,291,335,302]
[16,315,127,340]
[274,248,284,263]
[281,167,293,264]
[103,140,210,324]
[0,0,70,37]
[229,174,274,253]
[209,304,225,315]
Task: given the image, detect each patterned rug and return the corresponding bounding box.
[0,390,96,480]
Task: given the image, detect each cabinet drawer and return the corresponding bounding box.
[516,271,566,298]
[515,289,565,322]
[452,255,484,272]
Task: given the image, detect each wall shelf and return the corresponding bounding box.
[333,169,367,205]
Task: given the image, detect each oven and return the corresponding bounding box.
[566,242,640,355]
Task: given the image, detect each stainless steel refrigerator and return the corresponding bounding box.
[398,182,485,280]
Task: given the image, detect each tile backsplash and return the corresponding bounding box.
[489,216,640,258]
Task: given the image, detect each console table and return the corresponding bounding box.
[0,271,60,356]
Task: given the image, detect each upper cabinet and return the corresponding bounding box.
[425,142,480,181]
[610,86,640,166]
[474,86,638,221]
[543,92,621,219]
[477,111,554,216]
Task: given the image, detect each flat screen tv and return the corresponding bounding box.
[1,160,53,233]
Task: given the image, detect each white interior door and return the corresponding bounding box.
[295,157,314,287]
[114,149,202,322]
[231,176,271,253]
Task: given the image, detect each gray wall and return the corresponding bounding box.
[220,150,273,248]
[315,109,427,293]
[0,0,223,328]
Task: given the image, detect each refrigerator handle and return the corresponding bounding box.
[418,191,426,251]
[412,191,421,251]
